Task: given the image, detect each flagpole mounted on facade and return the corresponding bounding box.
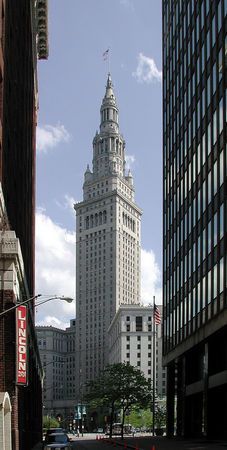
[152,298,162,437]
[152,295,156,437]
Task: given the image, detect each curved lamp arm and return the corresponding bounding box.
[0,295,73,317]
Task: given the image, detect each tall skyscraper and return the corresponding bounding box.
[163,0,226,439]
[74,74,142,389]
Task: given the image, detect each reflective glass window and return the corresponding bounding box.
[207,270,212,304]
[213,212,218,247]
[208,220,212,254]
[213,264,217,299]
[219,257,224,293]
[219,98,223,133]
[212,15,216,47]
[219,150,224,186]
[220,204,224,239]
[213,161,217,195]
[213,110,217,144]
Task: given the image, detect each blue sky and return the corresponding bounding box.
[35,0,162,328]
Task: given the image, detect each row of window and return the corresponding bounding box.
[164,202,224,274]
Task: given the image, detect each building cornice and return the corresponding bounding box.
[74,188,143,215]
[36,0,49,59]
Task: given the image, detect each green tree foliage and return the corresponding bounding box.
[43,415,60,429]
[155,404,167,428]
[126,407,152,430]
[85,363,152,439]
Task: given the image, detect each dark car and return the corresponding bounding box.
[45,428,64,437]
[43,432,72,449]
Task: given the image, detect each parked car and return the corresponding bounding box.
[45,428,64,438]
[43,432,72,449]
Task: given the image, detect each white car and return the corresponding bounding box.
[43,432,72,449]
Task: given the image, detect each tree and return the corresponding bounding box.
[126,407,152,430]
[43,415,60,430]
[85,363,152,439]
[154,404,167,433]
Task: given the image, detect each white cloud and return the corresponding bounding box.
[141,248,162,305]
[36,316,70,330]
[125,154,135,170]
[35,208,76,328]
[36,123,70,153]
[55,194,77,219]
[133,53,162,84]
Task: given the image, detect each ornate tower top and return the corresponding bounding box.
[100,72,119,135]
[83,74,135,201]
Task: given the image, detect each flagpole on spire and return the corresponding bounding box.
[102,47,110,73]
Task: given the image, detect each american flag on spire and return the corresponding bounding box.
[103,48,109,60]
[154,304,161,325]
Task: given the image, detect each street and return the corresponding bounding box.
[67,434,227,450]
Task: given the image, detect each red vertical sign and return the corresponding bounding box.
[16,305,28,385]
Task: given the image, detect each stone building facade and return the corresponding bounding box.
[108,304,166,398]
[36,320,77,425]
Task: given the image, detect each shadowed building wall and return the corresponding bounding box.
[162,0,226,439]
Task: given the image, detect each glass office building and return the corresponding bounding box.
[163,0,226,438]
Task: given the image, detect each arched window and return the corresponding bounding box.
[95,214,98,226]
[99,212,102,225]
[103,210,107,224]
[90,215,94,227]
[86,216,89,229]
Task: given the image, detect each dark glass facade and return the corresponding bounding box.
[163,0,226,438]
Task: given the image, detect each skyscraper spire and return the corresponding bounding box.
[87,73,127,182]
[100,72,119,134]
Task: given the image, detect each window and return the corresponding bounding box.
[136,316,142,331]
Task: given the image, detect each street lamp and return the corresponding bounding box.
[0,294,74,317]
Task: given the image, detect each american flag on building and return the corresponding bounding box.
[103,48,109,60]
[154,304,161,325]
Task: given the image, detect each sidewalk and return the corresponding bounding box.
[104,436,227,450]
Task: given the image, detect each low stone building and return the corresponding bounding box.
[108,304,166,398]
[36,320,77,427]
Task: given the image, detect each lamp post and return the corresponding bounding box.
[0,294,73,317]
[0,294,73,386]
